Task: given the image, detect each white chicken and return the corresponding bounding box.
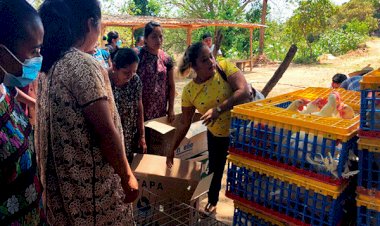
[278,131,343,177]
[338,104,355,119]
[286,99,310,112]
[300,98,328,114]
[312,92,341,117]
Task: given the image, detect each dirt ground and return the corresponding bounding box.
[173,37,380,225]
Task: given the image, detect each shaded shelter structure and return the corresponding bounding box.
[101,15,265,71]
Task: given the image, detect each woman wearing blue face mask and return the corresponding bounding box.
[105,31,121,57]
[0,44,40,116]
[0,0,46,225]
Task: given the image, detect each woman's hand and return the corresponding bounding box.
[166,152,174,168]
[139,137,147,154]
[167,108,175,123]
[200,107,220,126]
[123,174,139,203]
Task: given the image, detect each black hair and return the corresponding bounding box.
[179,42,205,75]
[144,21,161,39]
[202,33,212,40]
[113,48,139,69]
[136,36,144,44]
[39,0,101,73]
[107,31,119,44]
[332,73,348,84]
[102,35,107,41]
[0,0,41,52]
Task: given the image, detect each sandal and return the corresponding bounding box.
[204,203,217,214]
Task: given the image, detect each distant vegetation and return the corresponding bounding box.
[31,0,380,64]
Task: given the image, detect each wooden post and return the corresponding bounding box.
[249,28,253,71]
[100,25,107,47]
[131,27,135,47]
[261,44,298,97]
[186,27,193,47]
[258,0,268,55]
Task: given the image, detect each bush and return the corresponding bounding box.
[316,29,366,55]
[344,19,374,35]
[287,28,367,63]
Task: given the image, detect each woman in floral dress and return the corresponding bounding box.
[36,0,138,225]
[137,21,176,122]
[110,48,147,163]
[0,0,46,225]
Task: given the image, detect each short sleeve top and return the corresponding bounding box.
[182,59,239,137]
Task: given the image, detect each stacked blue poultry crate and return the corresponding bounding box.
[226,87,361,226]
[357,70,380,226]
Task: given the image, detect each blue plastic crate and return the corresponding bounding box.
[233,205,278,226]
[226,162,348,226]
[230,117,357,180]
[358,150,380,191]
[357,205,380,226]
[360,90,380,133]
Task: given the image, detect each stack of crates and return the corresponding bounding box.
[226,87,361,225]
[357,70,380,225]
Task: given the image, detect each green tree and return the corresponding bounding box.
[285,0,336,60]
[333,0,378,34]
[167,0,269,58]
[128,0,161,16]
[128,0,163,43]
[170,0,249,21]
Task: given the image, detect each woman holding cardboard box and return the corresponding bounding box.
[167,42,251,214]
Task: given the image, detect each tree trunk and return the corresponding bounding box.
[258,0,268,55]
[308,43,313,60]
[261,45,298,97]
[213,28,223,57]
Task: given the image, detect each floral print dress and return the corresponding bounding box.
[0,84,45,225]
[111,74,142,161]
[36,48,133,226]
[137,47,173,121]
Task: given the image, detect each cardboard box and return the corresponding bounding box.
[144,113,207,159]
[131,154,212,212]
[188,151,209,178]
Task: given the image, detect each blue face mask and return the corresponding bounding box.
[116,39,122,47]
[0,45,42,87]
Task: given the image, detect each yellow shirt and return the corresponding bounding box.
[182,59,239,137]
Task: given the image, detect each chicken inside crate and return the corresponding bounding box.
[229,87,361,183]
[225,154,352,226]
[359,68,380,138]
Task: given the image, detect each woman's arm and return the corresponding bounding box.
[219,70,250,111]
[200,70,250,124]
[107,58,112,69]
[137,96,147,153]
[83,99,139,203]
[166,106,195,168]
[167,67,176,122]
[16,88,36,107]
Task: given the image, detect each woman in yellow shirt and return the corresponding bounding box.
[167,42,251,213]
